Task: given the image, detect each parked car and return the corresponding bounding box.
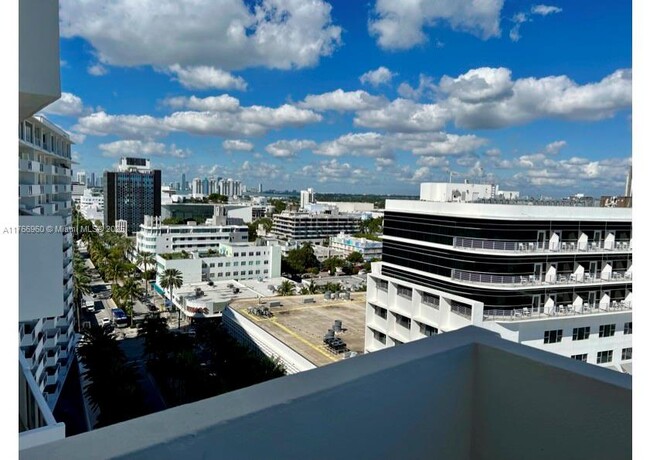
[101,317,111,327]
[85,299,96,313]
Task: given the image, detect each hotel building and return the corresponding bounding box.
[365,183,632,372]
[271,210,361,244]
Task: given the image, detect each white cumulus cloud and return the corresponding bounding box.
[41,92,92,117]
[299,89,387,112]
[60,0,342,71]
[99,140,190,158]
[223,139,254,152]
[369,0,505,50]
[168,65,247,91]
[265,139,317,158]
[359,66,397,86]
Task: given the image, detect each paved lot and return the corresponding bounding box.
[230,293,367,367]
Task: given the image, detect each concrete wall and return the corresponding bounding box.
[19,216,64,322]
[472,345,631,460]
[223,308,317,374]
[19,0,61,119]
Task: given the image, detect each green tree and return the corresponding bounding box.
[77,326,147,427]
[322,256,344,275]
[159,268,184,309]
[208,193,228,203]
[282,243,320,275]
[72,253,92,332]
[115,278,144,326]
[346,251,364,264]
[269,199,287,214]
[138,314,171,362]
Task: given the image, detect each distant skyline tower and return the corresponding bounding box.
[90,171,95,187]
[624,166,632,197]
[258,183,263,193]
[76,171,86,185]
[181,172,187,191]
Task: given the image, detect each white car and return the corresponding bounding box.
[101,317,111,327]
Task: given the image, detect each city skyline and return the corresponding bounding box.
[41,1,631,197]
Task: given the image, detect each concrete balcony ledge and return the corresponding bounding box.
[22,327,631,460]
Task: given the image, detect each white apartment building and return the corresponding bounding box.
[271,210,361,244]
[329,233,383,261]
[78,188,103,208]
[365,183,632,373]
[136,215,248,254]
[19,115,77,419]
[300,188,315,209]
[155,242,281,287]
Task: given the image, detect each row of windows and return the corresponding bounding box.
[210,269,268,278]
[569,349,632,363]
[209,260,266,268]
[544,322,631,344]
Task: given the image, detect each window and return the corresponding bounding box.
[218,262,223,267]
[572,327,590,341]
[209,263,215,268]
[394,313,411,329]
[377,279,388,291]
[599,324,616,338]
[624,322,632,335]
[234,253,239,257]
[597,350,613,364]
[233,271,239,276]
[373,304,387,319]
[373,330,386,344]
[397,286,413,300]
[249,252,254,256]
[420,324,438,337]
[571,354,588,362]
[421,292,439,308]
[233,262,239,266]
[256,251,261,256]
[621,347,632,361]
[543,329,563,344]
[225,272,231,276]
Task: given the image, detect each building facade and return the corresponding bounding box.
[155,242,281,286]
[19,114,77,420]
[365,185,632,372]
[272,211,361,244]
[329,233,383,261]
[104,158,161,234]
[136,215,248,254]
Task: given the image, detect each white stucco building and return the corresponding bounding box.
[155,242,281,286]
[329,232,383,261]
[136,215,248,254]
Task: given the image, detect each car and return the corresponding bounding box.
[101,317,111,327]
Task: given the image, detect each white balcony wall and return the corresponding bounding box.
[19,216,64,322]
[19,0,61,120]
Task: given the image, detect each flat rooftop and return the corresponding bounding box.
[230,293,367,367]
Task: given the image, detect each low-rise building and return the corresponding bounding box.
[271,210,361,244]
[136,215,248,254]
[155,242,281,287]
[329,232,382,261]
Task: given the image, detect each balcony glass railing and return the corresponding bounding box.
[484,300,632,322]
[453,237,631,253]
[451,269,632,287]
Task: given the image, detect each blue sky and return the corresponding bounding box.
[42,0,632,196]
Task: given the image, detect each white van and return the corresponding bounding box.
[85,299,96,313]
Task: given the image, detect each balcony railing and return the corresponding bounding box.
[453,237,631,253]
[450,302,472,319]
[484,300,633,322]
[451,269,632,287]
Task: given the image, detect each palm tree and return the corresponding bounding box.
[115,277,144,326]
[277,280,295,296]
[136,252,156,296]
[159,268,183,310]
[72,256,92,332]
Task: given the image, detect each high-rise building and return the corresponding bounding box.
[104,157,161,234]
[258,183,263,193]
[90,172,95,188]
[202,177,209,196]
[300,188,315,209]
[191,177,202,196]
[75,171,86,185]
[19,114,77,421]
[181,173,187,191]
[365,182,632,372]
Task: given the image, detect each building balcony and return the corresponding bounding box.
[483,300,632,322]
[43,332,59,350]
[450,269,632,288]
[452,237,632,254]
[44,351,58,369]
[19,327,631,459]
